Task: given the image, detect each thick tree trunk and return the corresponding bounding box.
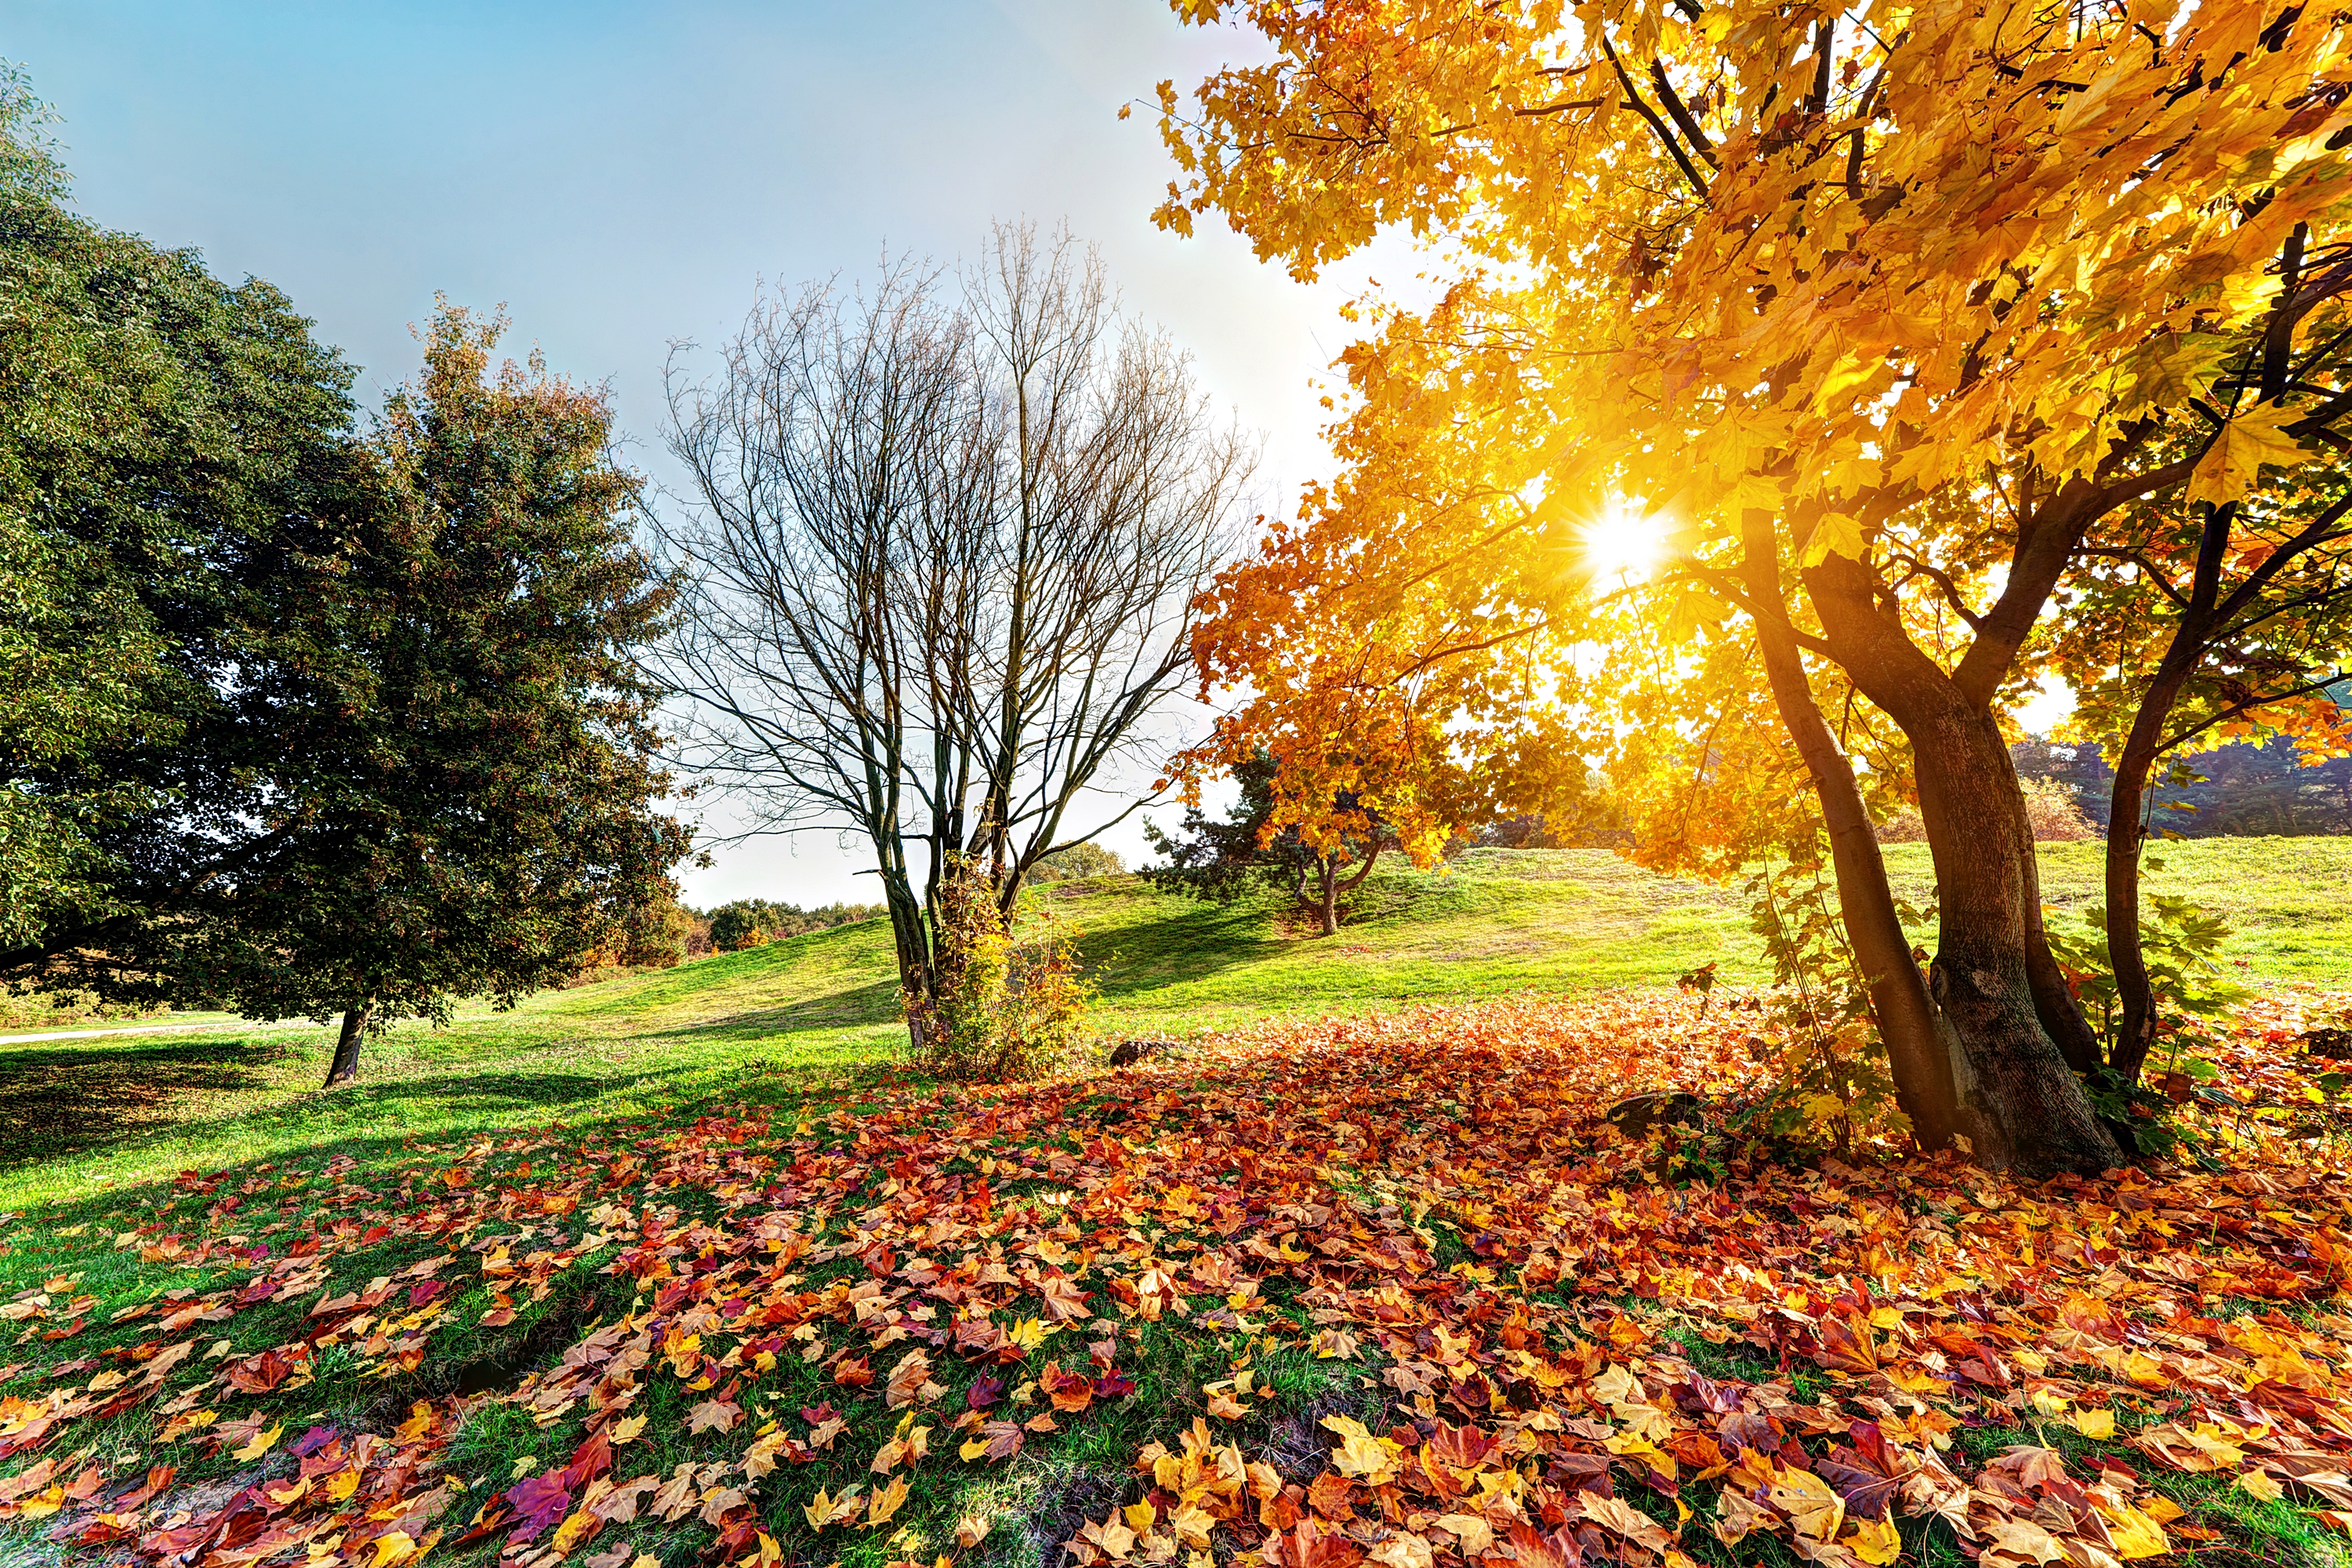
[1909,702,2121,1175]
[1744,622,1973,1150]
[324,1004,368,1088]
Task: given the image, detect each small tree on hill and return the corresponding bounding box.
[1143,753,1399,935]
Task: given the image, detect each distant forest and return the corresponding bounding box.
[2016,731,2352,837]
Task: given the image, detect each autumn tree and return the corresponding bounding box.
[2053,363,2352,1085]
[662,224,1250,1049]
[1152,0,2352,1173]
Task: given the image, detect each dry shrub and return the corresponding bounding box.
[1877,775,2098,844]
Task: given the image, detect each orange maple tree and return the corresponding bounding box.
[1152,0,2352,1174]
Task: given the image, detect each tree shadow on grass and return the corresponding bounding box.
[0,1034,296,1170]
[1074,898,1292,999]
[635,978,906,1044]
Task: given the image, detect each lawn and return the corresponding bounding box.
[4,840,2352,1568]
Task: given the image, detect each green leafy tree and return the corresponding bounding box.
[1,68,360,967]
[1142,752,1399,935]
[150,307,692,1085]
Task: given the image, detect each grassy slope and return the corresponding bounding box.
[2,840,2347,1214]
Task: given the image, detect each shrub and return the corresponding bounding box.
[1029,843,1126,882]
[909,857,1091,1080]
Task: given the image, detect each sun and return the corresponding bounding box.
[1577,501,1664,582]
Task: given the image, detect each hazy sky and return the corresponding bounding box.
[5,1,1412,906]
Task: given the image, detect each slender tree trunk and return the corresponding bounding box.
[2106,657,2198,1087]
[1908,701,2121,1175]
[1318,861,1341,936]
[1739,585,1970,1150]
[2024,858,2103,1076]
[324,1004,368,1088]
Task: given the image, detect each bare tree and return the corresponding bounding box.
[660,224,1252,1037]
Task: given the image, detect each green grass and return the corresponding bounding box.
[5,840,2349,1214]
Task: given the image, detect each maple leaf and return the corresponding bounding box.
[1770,1467,1849,1544]
[2187,404,2310,510]
[608,1412,647,1445]
[967,1373,1007,1410]
[1042,1359,1095,1413]
[1578,1493,1678,1556]
[834,1355,874,1388]
[960,1419,1025,1463]
[1321,1415,1401,1485]
[886,1348,942,1410]
[230,1422,283,1461]
[687,1397,741,1435]
[504,1473,573,1544]
[802,1486,862,1531]
[868,1474,909,1526]
[1036,1272,1092,1323]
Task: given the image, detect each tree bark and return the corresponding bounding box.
[1317,861,1341,936]
[324,1004,368,1088]
[1907,700,2121,1174]
[1737,525,1970,1149]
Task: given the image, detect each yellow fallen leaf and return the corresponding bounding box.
[368,1533,416,1568]
[2240,1468,2285,1502]
[610,1412,647,1444]
[2071,1409,2116,1439]
[1847,1515,1903,1566]
[1435,1514,1494,1553]
[868,1474,909,1527]
[232,1423,284,1461]
[1322,1414,1401,1484]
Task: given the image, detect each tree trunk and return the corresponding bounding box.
[1317,861,1341,936]
[324,1004,368,1088]
[1910,702,2121,1175]
[2104,656,2198,1087]
[1738,577,1970,1149]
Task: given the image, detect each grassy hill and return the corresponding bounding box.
[2,840,2347,1210]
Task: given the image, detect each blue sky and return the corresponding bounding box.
[6,1,1404,906]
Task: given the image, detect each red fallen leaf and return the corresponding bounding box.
[834,1356,874,1388]
[561,1428,613,1491]
[1425,1420,1497,1469]
[1275,1515,1365,1568]
[800,1402,840,1426]
[503,1472,572,1544]
[1305,1471,1356,1519]
[1040,1360,1094,1414]
[1093,1369,1136,1400]
[407,1279,445,1308]
[967,1374,1006,1410]
[111,1464,175,1512]
[361,1225,391,1243]
[1817,1421,1905,1518]
[223,1349,296,1394]
[290,1426,339,1459]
